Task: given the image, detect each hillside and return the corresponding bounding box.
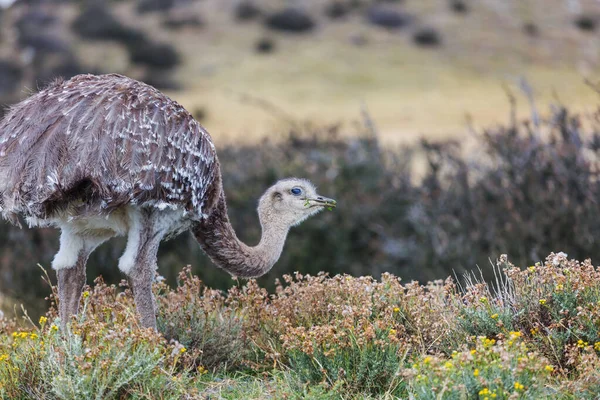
[1,0,600,143]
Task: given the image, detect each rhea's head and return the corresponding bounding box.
[257,178,336,228]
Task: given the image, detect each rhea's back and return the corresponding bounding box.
[0,74,219,223]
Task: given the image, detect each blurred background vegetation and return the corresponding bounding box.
[1,0,600,315]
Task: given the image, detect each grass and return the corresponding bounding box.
[3,254,600,398]
[57,0,600,144]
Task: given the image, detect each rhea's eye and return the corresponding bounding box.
[291,187,302,195]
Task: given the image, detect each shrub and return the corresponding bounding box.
[366,5,412,29]
[574,15,596,32]
[127,39,180,69]
[0,278,190,399]
[162,14,203,30]
[136,0,174,14]
[156,267,247,372]
[450,0,469,14]
[5,253,600,396]
[265,8,316,33]
[72,4,144,45]
[0,61,23,96]
[407,334,556,399]
[255,37,276,54]
[324,1,350,20]
[234,1,261,22]
[412,27,442,47]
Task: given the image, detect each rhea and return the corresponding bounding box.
[0,74,336,329]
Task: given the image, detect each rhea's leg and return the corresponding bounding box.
[118,209,163,330]
[53,228,108,329]
[56,254,86,329]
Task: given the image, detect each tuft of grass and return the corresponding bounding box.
[156,266,247,372]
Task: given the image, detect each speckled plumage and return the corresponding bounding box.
[0,74,336,330]
[0,74,218,223]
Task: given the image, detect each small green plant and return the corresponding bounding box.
[407,332,556,399]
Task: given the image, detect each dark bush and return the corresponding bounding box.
[137,0,174,14]
[193,107,207,121]
[255,37,275,54]
[234,1,261,21]
[265,8,315,33]
[162,14,203,30]
[0,61,23,96]
[140,70,180,90]
[325,1,349,19]
[366,5,412,29]
[18,34,70,54]
[72,4,144,45]
[412,27,442,47]
[574,15,596,32]
[33,57,87,86]
[450,0,468,14]
[128,40,180,69]
[523,22,539,37]
[15,10,55,36]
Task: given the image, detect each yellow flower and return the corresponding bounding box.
[528,266,536,272]
[594,342,600,351]
[545,365,554,372]
[39,316,47,325]
[491,313,499,319]
[393,307,400,313]
[539,299,547,305]
[444,361,453,369]
[577,339,588,348]
[479,388,490,395]
[470,349,476,355]
[514,382,524,391]
[197,365,208,375]
[0,354,8,362]
[389,328,397,336]
[555,284,564,292]
[530,328,538,335]
[18,332,28,339]
[29,333,38,340]
[480,296,488,303]
[473,368,480,377]
[509,331,522,339]
[423,356,432,364]
[51,325,58,332]
[179,347,186,354]
[82,291,90,299]
[491,394,497,398]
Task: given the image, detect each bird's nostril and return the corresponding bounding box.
[317,197,323,200]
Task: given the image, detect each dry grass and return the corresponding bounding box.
[3,254,600,398]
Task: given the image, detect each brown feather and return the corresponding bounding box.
[0,74,220,221]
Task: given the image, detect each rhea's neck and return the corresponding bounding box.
[191,194,289,278]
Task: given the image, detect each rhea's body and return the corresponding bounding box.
[0,74,336,329]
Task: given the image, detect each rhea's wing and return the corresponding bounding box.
[0,74,218,220]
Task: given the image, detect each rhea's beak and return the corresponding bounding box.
[310,196,337,209]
